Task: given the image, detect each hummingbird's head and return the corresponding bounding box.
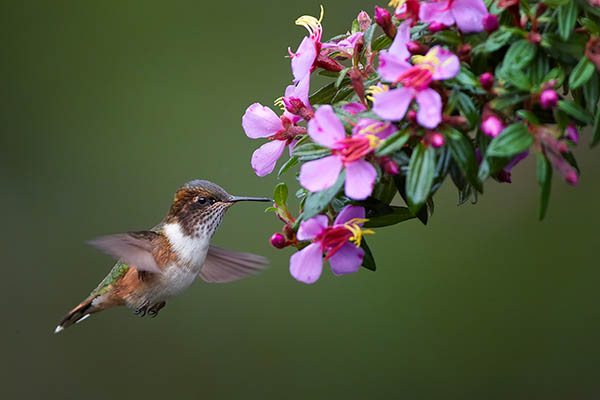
[163,180,271,237]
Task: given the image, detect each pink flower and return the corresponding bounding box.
[540,89,558,109]
[372,21,460,129]
[566,123,579,143]
[479,72,494,90]
[299,106,395,200]
[289,205,373,284]
[342,102,368,115]
[481,116,504,137]
[419,0,489,34]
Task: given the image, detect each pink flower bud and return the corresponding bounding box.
[407,110,417,123]
[270,233,287,249]
[481,116,504,137]
[565,170,578,185]
[375,6,396,39]
[566,123,579,143]
[540,89,558,109]
[380,156,399,175]
[482,14,499,32]
[357,11,371,31]
[479,72,494,90]
[425,132,445,148]
[429,22,446,33]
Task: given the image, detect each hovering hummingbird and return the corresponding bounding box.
[55,180,271,333]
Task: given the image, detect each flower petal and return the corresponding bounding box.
[378,51,411,83]
[299,155,343,192]
[430,47,460,80]
[352,118,397,140]
[242,103,283,139]
[328,242,364,276]
[307,105,347,148]
[388,20,411,61]
[452,0,488,34]
[419,0,456,26]
[344,159,377,200]
[297,215,329,241]
[415,88,442,129]
[372,87,414,121]
[342,102,367,115]
[251,140,286,177]
[292,37,317,83]
[334,205,365,225]
[290,243,323,284]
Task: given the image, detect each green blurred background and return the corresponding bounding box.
[2,1,600,398]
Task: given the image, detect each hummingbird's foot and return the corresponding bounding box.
[148,301,166,318]
[137,270,147,281]
[134,302,149,317]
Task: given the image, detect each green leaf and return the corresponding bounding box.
[498,67,531,91]
[442,126,482,192]
[301,171,346,221]
[583,71,600,114]
[351,19,360,34]
[278,156,298,177]
[536,153,552,221]
[363,24,376,46]
[516,109,540,125]
[455,92,479,128]
[486,122,533,157]
[309,82,338,104]
[372,34,392,51]
[273,183,288,211]
[503,39,536,70]
[360,238,376,271]
[569,57,596,90]
[476,28,516,53]
[394,174,428,225]
[489,94,529,110]
[406,144,435,214]
[557,1,579,41]
[433,30,462,46]
[363,206,414,228]
[541,66,565,88]
[292,143,331,161]
[335,68,350,89]
[264,206,278,213]
[581,17,600,36]
[592,111,600,148]
[375,129,410,156]
[557,100,593,124]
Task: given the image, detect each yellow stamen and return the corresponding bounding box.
[366,133,382,149]
[344,218,375,248]
[295,5,324,35]
[411,48,440,67]
[365,84,389,102]
[359,123,388,136]
[274,97,285,111]
[388,0,406,8]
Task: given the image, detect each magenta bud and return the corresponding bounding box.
[406,41,420,53]
[380,156,399,175]
[429,22,446,33]
[540,89,558,109]
[270,233,287,249]
[479,72,494,90]
[566,123,579,143]
[357,11,371,31]
[565,170,578,185]
[482,14,499,32]
[481,116,504,137]
[426,132,445,148]
[375,6,396,39]
[407,110,417,123]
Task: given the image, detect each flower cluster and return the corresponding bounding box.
[243,1,600,284]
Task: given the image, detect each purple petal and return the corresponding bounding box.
[299,155,343,192]
[419,1,456,26]
[297,215,329,241]
[307,105,347,148]
[378,51,412,83]
[342,102,367,115]
[290,243,323,284]
[451,0,488,33]
[504,150,529,172]
[387,20,411,61]
[344,159,377,200]
[251,140,286,177]
[352,118,397,140]
[430,47,460,80]
[372,87,414,121]
[328,242,364,276]
[334,205,365,225]
[292,37,317,83]
[415,88,442,129]
[242,103,283,139]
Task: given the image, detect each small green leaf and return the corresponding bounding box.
[476,28,516,53]
[581,17,600,36]
[292,143,331,161]
[498,67,531,91]
[363,206,414,228]
[583,71,600,114]
[486,122,533,157]
[490,94,529,110]
[516,109,540,125]
[273,183,288,211]
[264,206,278,213]
[335,68,350,89]
[557,1,579,41]
[569,57,596,90]
[375,129,410,156]
[592,111,600,148]
[557,100,593,124]
[406,144,435,214]
[351,19,360,34]
[455,92,479,128]
[504,39,536,70]
[363,24,376,46]
[278,156,299,177]
[372,34,392,51]
[442,126,482,192]
[309,82,338,104]
[360,238,376,271]
[301,171,346,221]
[433,30,461,46]
[536,153,552,221]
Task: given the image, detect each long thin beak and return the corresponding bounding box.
[228,196,272,203]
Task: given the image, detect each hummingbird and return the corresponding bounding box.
[55,180,271,333]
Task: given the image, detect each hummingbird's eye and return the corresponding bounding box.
[195,196,208,205]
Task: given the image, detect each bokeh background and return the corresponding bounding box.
[2,1,600,399]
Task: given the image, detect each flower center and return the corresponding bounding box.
[397,65,434,89]
[318,219,374,260]
[366,84,389,101]
[344,218,374,248]
[388,0,407,7]
[295,5,324,43]
[334,134,381,163]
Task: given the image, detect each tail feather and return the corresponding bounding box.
[54,297,97,334]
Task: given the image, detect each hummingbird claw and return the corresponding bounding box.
[134,302,149,317]
[148,301,166,318]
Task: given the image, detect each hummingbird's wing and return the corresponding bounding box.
[198,245,269,283]
[88,231,162,273]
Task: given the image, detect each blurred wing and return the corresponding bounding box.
[198,245,269,283]
[88,231,162,273]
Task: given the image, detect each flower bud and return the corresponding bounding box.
[375,6,396,39]
[357,11,371,31]
[540,89,558,109]
[407,110,417,123]
[565,170,578,185]
[527,32,542,44]
[541,79,557,91]
[380,156,399,175]
[481,116,504,137]
[566,123,579,144]
[479,72,494,90]
[270,233,287,249]
[425,132,445,148]
[429,22,446,33]
[482,14,499,32]
[407,40,428,55]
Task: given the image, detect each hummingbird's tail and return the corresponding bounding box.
[54,296,100,334]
